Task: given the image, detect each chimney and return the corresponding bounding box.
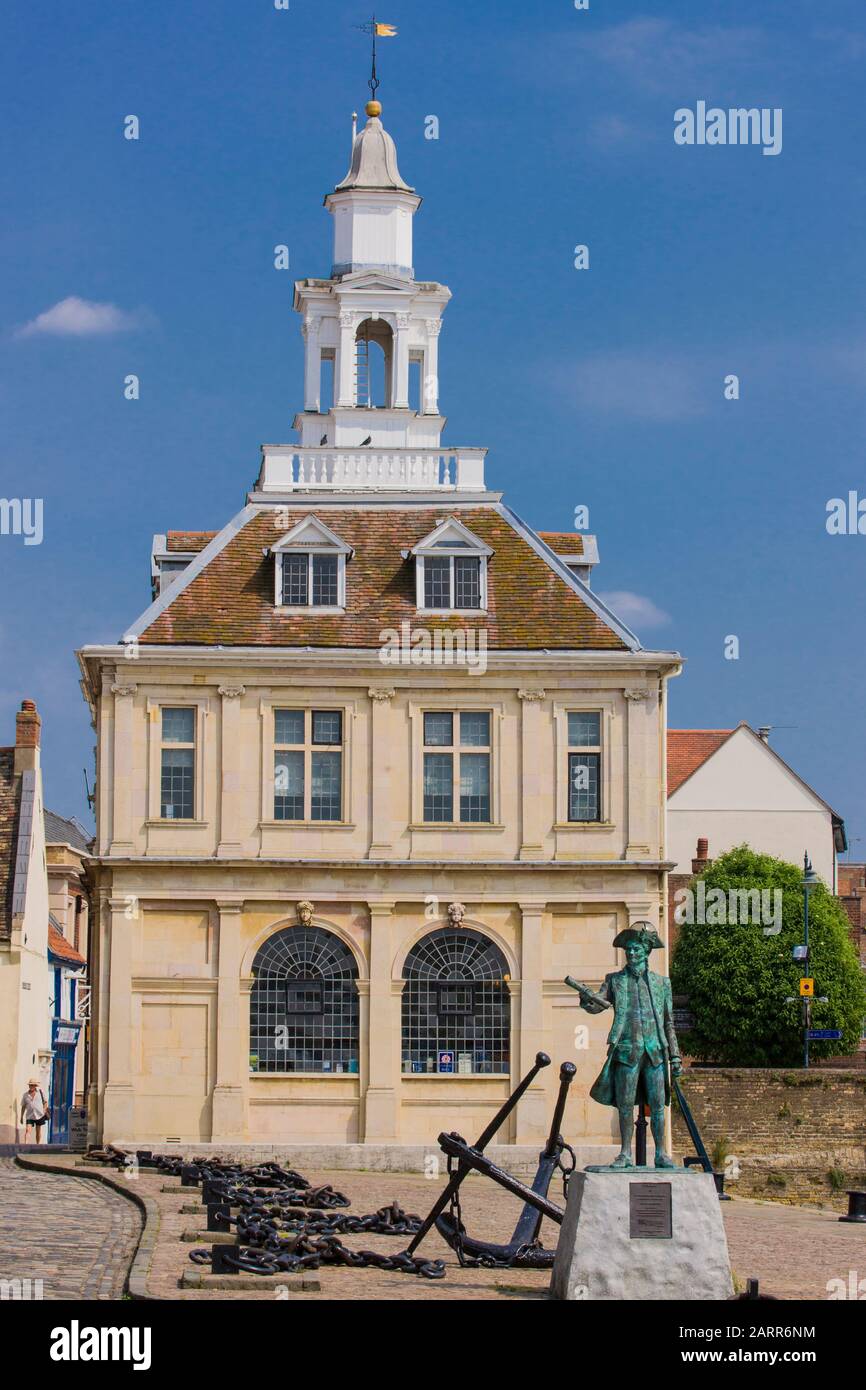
[757,726,771,744]
[14,698,41,775]
[692,837,710,876]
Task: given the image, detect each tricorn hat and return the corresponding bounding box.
[612,922,664,952]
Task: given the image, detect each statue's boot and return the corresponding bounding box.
[654,1152,675,1169]
[610,1151,633,1170]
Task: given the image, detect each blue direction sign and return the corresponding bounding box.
[806,1029,842,1040]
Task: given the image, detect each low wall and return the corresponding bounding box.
[673,1067,866,1209]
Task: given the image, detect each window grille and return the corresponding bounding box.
[401,927,510,1074]
[250,927,359,1074]
[160,707,195,819]
[568,710,602,822]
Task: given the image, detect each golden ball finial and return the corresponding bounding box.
[366,100,382,118]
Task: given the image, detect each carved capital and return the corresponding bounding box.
[368,687,396,703]
[396,313,411,330]
[110,684,137,698]
[623,688,652,703]
[425,318,442,338]
[518,688,546,703]
[218,684,245,700]
[339,311,356,329]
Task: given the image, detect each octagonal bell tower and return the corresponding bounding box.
[293,99,451,451]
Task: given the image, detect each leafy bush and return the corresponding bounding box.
[670,846,866,1065]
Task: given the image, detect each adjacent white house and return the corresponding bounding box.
[667,723,846,890]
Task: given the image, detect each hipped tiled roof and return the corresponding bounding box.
[167,532,216,553]
[48,918,85,967]
[538,531,585,556]
[140,506,628,650]
[45,809,92,853]
[668,730,733,794]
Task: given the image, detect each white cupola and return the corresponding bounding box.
[325,99,421,280]
[261,97,488,495]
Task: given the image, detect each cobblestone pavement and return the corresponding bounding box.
[6,1157,862,1301]
[0,1157,141,1299]
[98,1162,866,1302]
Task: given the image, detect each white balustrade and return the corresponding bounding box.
[257,447,487,493]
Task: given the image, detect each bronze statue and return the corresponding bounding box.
[566,923,682,1170]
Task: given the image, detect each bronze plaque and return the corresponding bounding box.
[629,1182,672,1239]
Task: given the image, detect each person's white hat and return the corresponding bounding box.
[27,1078,39,1086]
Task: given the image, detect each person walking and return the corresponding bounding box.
[19,1079,50,1144]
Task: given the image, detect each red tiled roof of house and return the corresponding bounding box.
[668,730,733,794]
[48,919,85,967]
[537,531,585,556]
[141,506,628,650]
[167,532,216,553]
[0,749,22,942]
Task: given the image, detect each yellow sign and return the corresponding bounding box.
[800,978,814,997]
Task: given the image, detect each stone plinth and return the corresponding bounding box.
[551,1168,732,1301]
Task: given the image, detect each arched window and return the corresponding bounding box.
[401,927,510,1076]
[249,926,359,1074]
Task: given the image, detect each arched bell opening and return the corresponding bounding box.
[354,317,393,408]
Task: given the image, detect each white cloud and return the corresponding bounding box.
[598,591,672,630]
[557,351,706,422]
[16,296,144,338]
[581,18,769,96]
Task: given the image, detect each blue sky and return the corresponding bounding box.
[2,0,865,853]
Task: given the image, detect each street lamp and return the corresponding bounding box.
[801,852,819,1068]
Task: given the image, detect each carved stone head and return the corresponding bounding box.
[447,902,466,928]
[296,901,315,928]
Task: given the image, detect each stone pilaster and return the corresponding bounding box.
[518,689,546,860]
[216,685,245,858]
[368,688,396,859]
[515,902,548,1143]
[337,311,356,406]
[109,683,137,855]
[424,319,441,413]
[302,316,321,412]
[102,897,135,1138]
[363,901,398,1141]
[624,688,654,859]
[393,314,410,408]
[212,900,245,1139]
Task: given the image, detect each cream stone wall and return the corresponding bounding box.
[0,766,51,1143]
[80,652,679,1155]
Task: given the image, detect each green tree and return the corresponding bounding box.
[670,845,866,1065]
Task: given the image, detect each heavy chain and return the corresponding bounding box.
[190,1237,445,1279]
[94,1150,448,1281]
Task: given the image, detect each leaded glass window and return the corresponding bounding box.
[274,710,343,821]
[250,927,359,1074]
[160,707,195,819]
[423,711,491,823]
[568,710,602,822]
[401,928,510,1074]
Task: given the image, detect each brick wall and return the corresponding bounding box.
[673,1067,866,1209]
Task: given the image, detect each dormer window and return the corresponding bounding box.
[411,518,491,613]
[271,515,353,611]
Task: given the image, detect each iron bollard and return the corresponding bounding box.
[207,1203,231,1232]
[180,1164,199,1188]
[839,1190,866,1223]
[210,1242,240,1274]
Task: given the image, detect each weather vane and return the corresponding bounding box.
[353,15,398,103]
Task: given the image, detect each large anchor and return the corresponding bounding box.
[408,1053,577,1269]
